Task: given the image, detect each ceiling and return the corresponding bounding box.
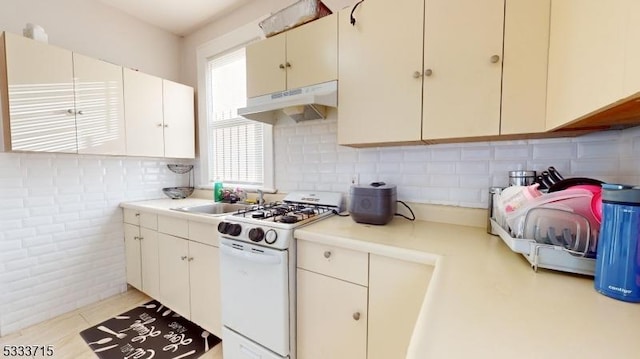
[97,0,254,36]
[97,0,353,37]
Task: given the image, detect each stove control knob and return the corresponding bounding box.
[248,228,265,242]
[264,229,278,244]
[227,224,242,236]
[217,221,229,234]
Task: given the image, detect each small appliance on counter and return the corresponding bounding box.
[594,184,640,303]
[349,182,397,225]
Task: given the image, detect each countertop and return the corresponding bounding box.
[121,199,640,358]
[294,216,640,359]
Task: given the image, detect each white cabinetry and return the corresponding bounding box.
[123,211,222,337]
[246,14,337,98]
[162,80,194,158]
[296,240,433,359]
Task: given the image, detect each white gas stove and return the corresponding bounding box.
[218,191,343,359]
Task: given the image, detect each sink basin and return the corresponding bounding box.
[171,203,249,216]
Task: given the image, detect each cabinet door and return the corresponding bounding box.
[189,241,221,337]
[158,233,190,319]
[500,0,550,135]
[140,227,160,298]
[422,0,504,140]
[337,0,424,146]
[162,80,194,159]
[368,255,433,359]
[73,53,126,155]
[246,34,286,98]
[624,0,640,97]
[546,0,626,130]
[123,68,164,156]
[124,223,142,290]
[286,14,338,90]
[2,32,77,153]
[296,269,367,359]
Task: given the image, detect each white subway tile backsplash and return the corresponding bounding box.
[274,119,639,208]
[0,153,191,336]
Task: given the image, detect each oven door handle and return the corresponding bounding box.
[220,243,282,265]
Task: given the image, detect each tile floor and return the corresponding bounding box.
[0,289,223,359]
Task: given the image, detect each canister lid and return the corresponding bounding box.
[509,170,536,177]
[601,184,640,205]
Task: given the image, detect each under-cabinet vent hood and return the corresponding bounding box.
[238,81,337,124]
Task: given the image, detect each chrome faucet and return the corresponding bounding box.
[257,189,264,206]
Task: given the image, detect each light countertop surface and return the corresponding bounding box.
[294,216,640,359]
[120,199,640,358]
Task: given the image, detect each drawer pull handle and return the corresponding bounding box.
[138,237,144,241]
[188,257,194,262]
[181,256,187,261]
[323,251,332,259]
[135,213,140,217]
[353,312,361,321]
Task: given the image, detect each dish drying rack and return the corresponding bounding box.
[490,218,596,276]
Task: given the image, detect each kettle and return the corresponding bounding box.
[594,184,640,302]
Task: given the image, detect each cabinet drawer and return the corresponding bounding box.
[189,221,219,247]
[297,240,368,286]
[140,212,157,230]
[123,208,139,225]
[158,215,188,238]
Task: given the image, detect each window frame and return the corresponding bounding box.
[196,18,274,190]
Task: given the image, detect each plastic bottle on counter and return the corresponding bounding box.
[499,183,543,213]
[214,179,224,202]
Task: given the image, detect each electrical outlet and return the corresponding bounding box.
[350,174,359,185]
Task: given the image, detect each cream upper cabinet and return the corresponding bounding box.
[296,268,368,359]
[337,0,424,146]
[1,32,77,153]
[623,0,640,97]
[162,79,195,159]
[422,0,504,140]
[73,53,126,155]
[123,68,164,157]
[500,0,550,135]
[246,14,337,98]
[546,0,627,130]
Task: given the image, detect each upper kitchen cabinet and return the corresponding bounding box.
[0,32,77,153]
[337,0,424,146]
[499,0,550,135]
[162,79,195,159]
[338,0,505,146]
[124,68,164,157]
[421,0,504,141]
[73,53,126,155]
[246,13,337,98]
[123,70,195,158]
[546,0,640,131]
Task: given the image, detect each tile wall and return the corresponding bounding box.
[274,120,640,208]
[0,153,192,336]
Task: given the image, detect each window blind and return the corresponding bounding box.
[207,47,264,185]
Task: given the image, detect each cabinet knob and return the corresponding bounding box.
[286,62,292,68]
[138,237,144,240]
[135,213,140,217]
[133,236,139,240]
[424,69,433,77]
[490,55,501,63]
[323,251,332,259]
[412,71,423,79]
[164,124,168,128]
[157,123,163,127]
[181,256,188,261]
[353,312,361,321]
[188,257,194,262]
[279,64,285,69]
[66,109,75,115]
[77,110,84,115]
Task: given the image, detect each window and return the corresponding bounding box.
[207,49,265,185]
[196,19,273,189]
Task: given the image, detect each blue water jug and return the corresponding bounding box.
[594,184,640,302]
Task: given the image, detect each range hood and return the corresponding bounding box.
[238,81,337,125]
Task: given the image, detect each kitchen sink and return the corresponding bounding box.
[171,202,249,216]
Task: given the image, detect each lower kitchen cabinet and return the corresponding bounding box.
[158,232,191,319]
[296,268,368,359]
[296,240,433,359]
[122,209,222,337]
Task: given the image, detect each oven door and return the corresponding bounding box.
[220,237,290,357]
